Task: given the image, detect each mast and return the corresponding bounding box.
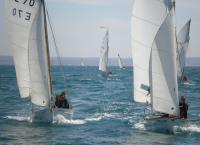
[42,0,53,98]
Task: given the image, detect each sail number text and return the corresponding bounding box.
[12,8,31,21]
[14,0,35,7]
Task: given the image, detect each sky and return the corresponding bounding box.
[0,0,200,58]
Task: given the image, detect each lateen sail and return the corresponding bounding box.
[131,0,172,103]
[117,54,124,69]
[177,19,191,78]
[99,30,109,73]
[5,0,40,98]
[150,10,179,116]
[29,1,52,107]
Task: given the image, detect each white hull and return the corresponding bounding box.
[32,105,53,123]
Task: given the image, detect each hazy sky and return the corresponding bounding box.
[0,0,200,58]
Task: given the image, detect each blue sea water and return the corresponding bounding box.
[0,65,200,145]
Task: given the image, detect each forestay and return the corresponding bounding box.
[131,0,173,103]
[150,11,179,116]
[99,30,109,73]
[5,0,40,98]
[177,19,191,78]
[29,1,52,107]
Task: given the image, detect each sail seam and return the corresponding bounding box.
[132,14,160,27]
[132,39,152,48]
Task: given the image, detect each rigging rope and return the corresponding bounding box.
[44,3,71,104]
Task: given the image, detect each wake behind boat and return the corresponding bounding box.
[5,0,73,123]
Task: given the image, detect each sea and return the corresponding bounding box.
[0,65,200,145]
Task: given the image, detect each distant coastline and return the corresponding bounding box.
[0,56,199,66]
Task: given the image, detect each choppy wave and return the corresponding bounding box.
[3,116,31,122]
[134,122,146,130]
[53,113,119,125]
[173,124,200,133]
[53,114,86,125]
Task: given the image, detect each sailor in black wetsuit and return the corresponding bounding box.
[179,96,188,119]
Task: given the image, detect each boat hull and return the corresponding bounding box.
[32,104,53,123]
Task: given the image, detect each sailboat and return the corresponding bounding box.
[5,0,72,123]
[131,0,180,119]
[177,19,191,82]
[99,28,112,75]
[117,54,125,69]
[81,58,85,67]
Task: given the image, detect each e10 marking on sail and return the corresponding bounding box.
[12,0,36,21]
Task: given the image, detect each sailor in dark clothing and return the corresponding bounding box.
[54,92,69,109]
[55,95,62,108]
[179,96,188,119]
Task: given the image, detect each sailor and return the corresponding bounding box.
[55,94,61,108]
[146,88,150,96]
[60,92,70,109]
[181,75,188,82]
[179,96,188,119]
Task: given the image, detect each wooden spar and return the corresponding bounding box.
[42,0,53,100]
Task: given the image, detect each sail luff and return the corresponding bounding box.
[150,8,179,116]
[43,0,52,98]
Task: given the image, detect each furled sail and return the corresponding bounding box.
[150,11,179,116]
[29,1,52,107]
[117,54,124,69]
[99,30,109,73]
[131,0,173,103]
[5,0,40,98]
[177,19,191,78]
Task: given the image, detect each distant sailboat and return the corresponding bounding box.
[81,59,85,67]
[6,0,72,123]
[177,19,191,82]
[99,28,112,75]
[132,0,180,119]
[117,54,125,69]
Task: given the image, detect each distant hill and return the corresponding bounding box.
[0,56,199,67]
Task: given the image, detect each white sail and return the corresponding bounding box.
[177,19,191,78]
[117,54,124,69]
[29,2,52,107]
[81,59,85,67]
[131,0,173,103]
[99,30,109,73]
[150,11,179,116]
[5,0,40,98]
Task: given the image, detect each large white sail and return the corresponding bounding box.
[150,11,179,116]
[99,30,109,73]
[131,0,172,103]
[29,1,52,107]
[177,19,191,78]
[5,0,40,98]
[117,54,124,69]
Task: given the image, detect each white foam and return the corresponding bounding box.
[174,124,200,133]
[53,114,86,125]
[134,122,145,130]
[3,115,31,122]
[85,113,112,121]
